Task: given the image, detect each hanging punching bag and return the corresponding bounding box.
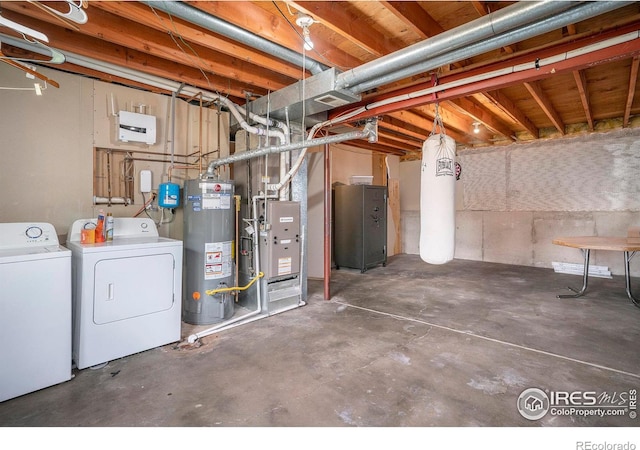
[419,132,456,264]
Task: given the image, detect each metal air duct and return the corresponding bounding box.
[334,1,579,91]
[143,1,327,75]
[350,0,635,94]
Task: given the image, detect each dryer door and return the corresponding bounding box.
[93,253,175,324]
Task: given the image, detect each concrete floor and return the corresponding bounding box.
[1,255,639,428]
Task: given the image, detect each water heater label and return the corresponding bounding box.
[280,217,294,223]
[202,193,231,210]
[204,241,233,280]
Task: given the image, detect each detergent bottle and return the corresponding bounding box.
[95,209,106,243]
[105,213,114,241]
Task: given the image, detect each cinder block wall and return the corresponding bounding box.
[400,127,640,276]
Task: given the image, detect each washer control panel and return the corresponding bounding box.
[0,223,59,249]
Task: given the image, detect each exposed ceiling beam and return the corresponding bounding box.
[2,4,293,93]
[379,114,430,141]
[376,135,420,153]
[0,12,254,99]
[382,1,443,39]
[376,129,422,151]
[332,25,640,124]
[340,139,407,156]
[483,90,539,138]
[389,108,471,144]
[192,1,360,70]
[290,1,395,57]
[447,97,515,140]
[572,70,594,131]
[524,81,565,135]
[92,1,304,80]
[623,56,640,128]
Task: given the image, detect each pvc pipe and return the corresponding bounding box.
[93,196,131,205]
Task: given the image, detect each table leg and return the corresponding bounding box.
[558,248,590,298]
[623,251,640,308]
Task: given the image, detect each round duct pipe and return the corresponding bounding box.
[143,1,327,75]
[350,0,634,94]
[335,1,579,91]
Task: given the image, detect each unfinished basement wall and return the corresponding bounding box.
[0,64,228,242]
[400,127,640,276]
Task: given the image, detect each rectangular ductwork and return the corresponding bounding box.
[234,68,360,127]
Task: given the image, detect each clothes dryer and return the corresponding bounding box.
[67,218,182,369]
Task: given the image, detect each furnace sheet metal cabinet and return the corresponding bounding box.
[334,184,387,272]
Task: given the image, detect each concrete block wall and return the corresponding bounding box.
[400,127,640,276]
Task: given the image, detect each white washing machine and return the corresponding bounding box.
[0,222,72,402]
[67,217,183,369]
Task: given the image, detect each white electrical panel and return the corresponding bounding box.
[117,111,157,144]
[140,170,152,193]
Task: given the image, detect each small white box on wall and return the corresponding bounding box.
[117,111,156,144]
[140,170,152,193]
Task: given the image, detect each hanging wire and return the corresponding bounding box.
[148,4,228,96]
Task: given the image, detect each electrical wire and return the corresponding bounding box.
[148,4,227,97]
[138,192,156,220]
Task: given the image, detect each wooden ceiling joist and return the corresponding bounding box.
[623,56,640,128]
[572,69,594,131]
[483,90,539,138]
[524,81,565,135]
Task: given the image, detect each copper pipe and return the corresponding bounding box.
[324,143,331,300]
[185,92,204,174]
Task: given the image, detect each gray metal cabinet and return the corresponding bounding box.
[334,184,387,273]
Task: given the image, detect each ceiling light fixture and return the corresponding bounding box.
[472,122,481,134]
[296,13,315,51]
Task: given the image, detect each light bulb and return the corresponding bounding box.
[304,35,314,51]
